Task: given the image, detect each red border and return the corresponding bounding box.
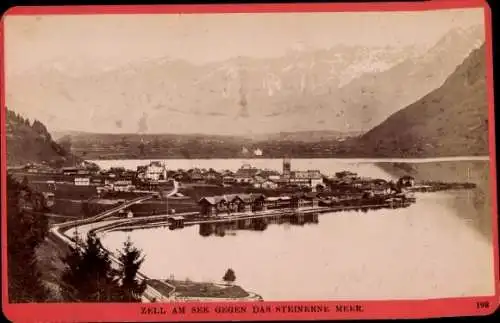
[1,1,498,322]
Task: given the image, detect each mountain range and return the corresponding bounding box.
[6,25,484,136]
[50,39,489,159]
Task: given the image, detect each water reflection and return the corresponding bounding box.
[199,213,319,237]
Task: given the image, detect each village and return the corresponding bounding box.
[7,157,476,226]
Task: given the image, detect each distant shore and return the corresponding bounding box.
[86,156,491,165]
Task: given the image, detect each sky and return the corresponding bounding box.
[4,8,485,76]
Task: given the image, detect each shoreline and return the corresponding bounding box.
[50,196,264,302]
[85,156,491,168]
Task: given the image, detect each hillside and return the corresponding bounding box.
[6,26,483,136]
[247,130,362,143]
[355,43,489,157]
[55,131,358,159]
[5,109,79,166]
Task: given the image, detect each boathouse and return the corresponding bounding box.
[264,196,293,209]
[199,193,267,217]
[198,196,229,217]
[169,215,185,229]
[290,192,320,208]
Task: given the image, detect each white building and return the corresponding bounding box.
[253,148,263,156]
[280,170,324,190]
[144,162,167,181]
[74,177,90,186]
[113,180,135,192]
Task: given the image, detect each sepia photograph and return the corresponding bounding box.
[1,2,497,318]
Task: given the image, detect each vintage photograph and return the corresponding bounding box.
[2,7,496,304]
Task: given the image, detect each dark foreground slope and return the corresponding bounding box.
[355,44,489,157]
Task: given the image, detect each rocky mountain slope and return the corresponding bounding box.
[355,43,489,157]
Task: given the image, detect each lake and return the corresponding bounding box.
[89,158,495,300]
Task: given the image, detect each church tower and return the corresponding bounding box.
[283,158,291,176]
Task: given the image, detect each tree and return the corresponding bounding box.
[61,232,121,302]
[138,141,146,156]
[116,237,147,302]
[7,175,49,303]
[32,119,50,139]
[59,136,73,155]
[222,268,236,285]
[21,175,29,188]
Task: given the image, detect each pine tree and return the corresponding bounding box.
[6,175,49,303]
[62,232,121,302]
[116,237,147,302]
[222,268,236,285]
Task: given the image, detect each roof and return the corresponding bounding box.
[114,181,132,185]
[266,196,292,202]
[198,196,229,205]
[198,193,266,205]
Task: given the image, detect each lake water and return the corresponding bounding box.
[89,158,495,300]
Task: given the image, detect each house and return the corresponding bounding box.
[188,168,205,183]
[352,178,372,189]
[303,191,321,208]
[172,171,189,182]
[198,196,230,217]
[229,193,266,212]
[257,169,281,179]
[264,196,293,209]
[143,162,167,181]
[74,177,90,186]
[253,148,263,156]
[222,175,237,186]
[91,177,103,185]
[76,169,91,176]
[335,171,358,180]
[281,170,324,189]
[372,179,388,186]
[221,170,235,177]
[235,164,260,184]
[62,167,79,176]
[113,180,135,192]
[198,193,267,217]
[262,180,278,189]
[204,169,221,181]
[398,175,416,187]
[254,179,278,189]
